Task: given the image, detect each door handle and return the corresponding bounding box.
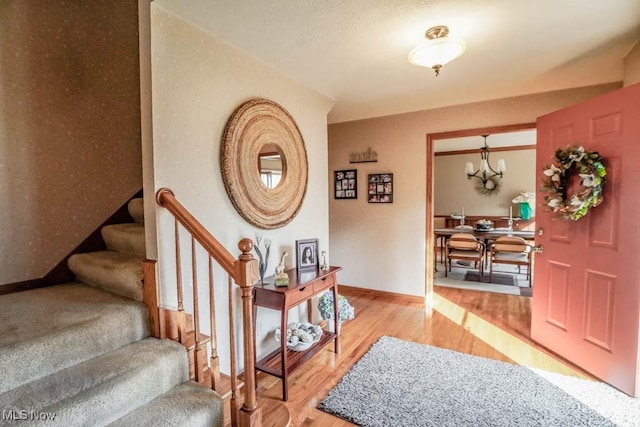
[536,228,544,236]
[532,245,544,253]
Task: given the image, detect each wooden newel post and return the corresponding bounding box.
[235,238,262,427]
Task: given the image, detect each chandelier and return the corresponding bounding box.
[408,25,466,76]
[465,135,505,186]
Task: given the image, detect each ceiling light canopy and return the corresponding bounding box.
[408,26,466,76]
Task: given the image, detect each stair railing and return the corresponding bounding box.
[156,188,261,427]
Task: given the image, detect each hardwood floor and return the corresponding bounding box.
[229,286,595,426]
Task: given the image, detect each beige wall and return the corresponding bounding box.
[434,149,536,217]
[0,1,142,284]
[328,83,620,297]
[151,7,333,369]
[624,41,640,87]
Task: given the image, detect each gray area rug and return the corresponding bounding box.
[319,336,640,426]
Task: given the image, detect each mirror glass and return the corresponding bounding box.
[258,144,285,189]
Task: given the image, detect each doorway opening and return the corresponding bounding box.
[425,123,536,300]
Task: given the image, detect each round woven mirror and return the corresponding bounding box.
[221,98,308,229]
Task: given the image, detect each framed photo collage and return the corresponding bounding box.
[334,169,393,204]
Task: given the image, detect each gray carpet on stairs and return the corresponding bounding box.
[68,251,145,301]
[1,204,223,426]
[101,223,146,257]
[108,381,224,427]
[128,198,144,224]
[0,283,149,393]
[0,338,188,426]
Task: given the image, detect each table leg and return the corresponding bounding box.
[307,299,312,323]
[280,306,289,401]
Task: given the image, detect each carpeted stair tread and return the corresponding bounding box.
[102,223,146,257]
[0,338,188,427]
[0,283,149,393]
[128,198,144,224]
[68,251,144,301]
[107,381,223,427]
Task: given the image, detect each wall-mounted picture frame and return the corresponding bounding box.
[296,238,319,271]
[368,173,393,203]
[334,169,357,199]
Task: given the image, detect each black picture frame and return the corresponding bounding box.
[334,169,357,199]
[368,173,393,203]
[296,238,319,271]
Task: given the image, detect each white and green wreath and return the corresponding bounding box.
[475,175,502,196]
[540,145,606,221]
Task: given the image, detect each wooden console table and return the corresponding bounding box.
[253,266,342,401]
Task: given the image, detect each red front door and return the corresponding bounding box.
[532,83,640,396]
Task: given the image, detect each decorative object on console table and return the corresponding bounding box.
[296,238,319,272]
[274,251,289,287]
[253,233,271,284]
[368,173,393,203]
[320,250,329,271]
[318,292,355,333]
[275,322,323,352]
[334,169,357,199]
[512,192,535,220]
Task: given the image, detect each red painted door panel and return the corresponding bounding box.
[533,83,640,396]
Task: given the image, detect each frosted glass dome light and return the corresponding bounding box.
[408,26,466,76]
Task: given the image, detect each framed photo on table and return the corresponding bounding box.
[368,173,393,203]
[334,169,357,199]
[296,238,319,271]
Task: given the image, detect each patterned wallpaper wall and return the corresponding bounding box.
[0,0,142,284]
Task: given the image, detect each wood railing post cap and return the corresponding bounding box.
[238,238,254,254]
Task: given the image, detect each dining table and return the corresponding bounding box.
[434,227,535,272]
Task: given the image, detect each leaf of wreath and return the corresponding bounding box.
[539,144,606,221]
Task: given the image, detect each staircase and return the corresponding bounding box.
[0,198,223,426]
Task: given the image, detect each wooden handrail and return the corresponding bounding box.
[156,188,237,277]
[156,188,262,426]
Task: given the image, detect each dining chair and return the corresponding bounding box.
[489,236,533,286]
[445,233,485,279]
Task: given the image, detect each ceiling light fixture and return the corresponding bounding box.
[408,25,466,76]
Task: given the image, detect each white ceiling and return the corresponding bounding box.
[154,0,640,124]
